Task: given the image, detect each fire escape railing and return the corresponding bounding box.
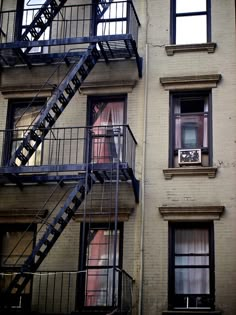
[0,1,140,48]
[0,268,133,314]
[0,125,137,172]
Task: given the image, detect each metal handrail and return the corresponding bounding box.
[0,268,133,314]
[0,2,140,44]
[0,125,137,171]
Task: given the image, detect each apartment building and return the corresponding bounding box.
[0,1,235,315]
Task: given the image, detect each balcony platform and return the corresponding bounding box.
[0,2,142,76]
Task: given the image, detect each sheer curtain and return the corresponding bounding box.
[92,102,124,163]
[85,230,120,306]
[175,228,209,294]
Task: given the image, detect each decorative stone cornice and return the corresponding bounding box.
[0,85,54,98]
[165,42,217,56]
[162,310,222,315]
[73,209,133,222]
[159,206,225,221]
[160,74,221,91]
[79,80,137,95]
[163,167,218,179]
[0,209,48,223]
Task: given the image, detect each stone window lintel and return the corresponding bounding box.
[160,74,221,91]
[159,206,225,221]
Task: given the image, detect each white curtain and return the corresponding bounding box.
[203,101,208,147]
[175,228,210,294]
[92,102,123,163]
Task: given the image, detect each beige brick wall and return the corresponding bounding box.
[141,0,236,314]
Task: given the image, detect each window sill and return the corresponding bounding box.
[162,311,222,315]
[163,167,217,179]
[159,206,224,221]
[165,42,217,56]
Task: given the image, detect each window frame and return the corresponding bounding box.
[15,0,50,53]
[4,98,45,166]
[169,91,213,168]
[0,224,36,310]
[77,222,124,311]
[170,0,212,45]
[168,222,215,310]
[86,95,127,164]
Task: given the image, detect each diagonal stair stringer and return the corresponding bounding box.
[9,45,100,167]
[21,0,68,54]
[1,174,95,301]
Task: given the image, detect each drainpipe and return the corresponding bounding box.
[138,42,148,315]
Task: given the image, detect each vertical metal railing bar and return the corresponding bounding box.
[79,126,92,304]
[37,272,42,311]
[62,127,65,165]
[45,272,49,313]
[67,272,71,313]
[69,127,72,164]
[112,128,121,307]
[59,272,63,313]
[52,272,56,313]
[55,127,59,166]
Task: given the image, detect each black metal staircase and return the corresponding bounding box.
[0,1,139,311]
[10,45,100,167]
[97,0,114,19]
[0,174,94,305]
[20,0,68,54]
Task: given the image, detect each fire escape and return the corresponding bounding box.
[0,0,141,314]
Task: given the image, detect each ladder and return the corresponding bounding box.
[10,45,100,167]
[97,0,114,19]
[21,0,68,54]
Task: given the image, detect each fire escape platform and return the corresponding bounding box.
[0,162,139,204]
[0,1,142,75]
[0,35,142,77]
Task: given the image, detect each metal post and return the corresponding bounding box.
[112,127,121,307]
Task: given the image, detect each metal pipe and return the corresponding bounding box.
[112,128,121,307]
[138,43,149,315]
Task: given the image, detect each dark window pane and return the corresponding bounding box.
[181,99,205,113]
[181,123,198,148]
[175,114,207,149]
[175,256,209,266]
[175,268,210,294]
[175,228,209,254]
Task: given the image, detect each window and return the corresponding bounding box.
[169,223,215,310]
[169,91,212,167]
[170,0,211,45]
[16,0,50,53]
[96,0,127,36]
[88,96,126,164]
[5,98,44,166]
[78,224,123,309]
[0,224,35,309]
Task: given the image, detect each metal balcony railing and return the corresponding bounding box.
[0,1,140,49]
[0,125,137,173]
[0,268,133,314]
